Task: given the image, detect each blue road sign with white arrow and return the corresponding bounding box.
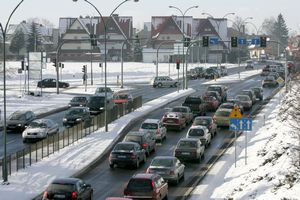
[210,37,219,45]
[251,38,260,45]
[230,118,252,131]
[238,38,247,45]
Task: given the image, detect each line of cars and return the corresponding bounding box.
[261,62,285,88]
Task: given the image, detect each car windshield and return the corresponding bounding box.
[266,76,275,80]
[29,122,47,128]
[71,97,85,102]
[141,123,158,130]
[172,107,186,112]
[96,88,112,93]
[184,97,201,104]
[127,179,153,192]
[67,109,83,115]
[9,113,25,120]
[178,141,197,148]
[188,128,204,136]
[124,135,142,144]
[48,183,75,192]
[206,68,214,73]
[193,118,210,126]
[220,104,233,109]
[151,158,174,167]
[236,96,249,101]
[88,97,105,106]
[115,94,129,99]
[114,143,135,151]
[215,110,230,117]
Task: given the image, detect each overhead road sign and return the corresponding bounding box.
[209,37,219,45]
[251,38,260,45]
[238,38,247,45]
[230,118,252,131]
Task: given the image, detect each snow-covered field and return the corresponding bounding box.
[190,78,300,199]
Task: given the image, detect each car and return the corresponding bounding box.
[268,72,280,80]
[124,131,156,156]
[112,92,133,104]
[202,96,220,111]
[245,60,254,69]
[189,68,200,79]
[182,95,206,116]
[220,65,228,76]
[207,85,228,102]
[186,125,211,148]
[37,78,69,88]
[146,156,185,185]
[42,178,93,200]
[106,198,132,200]
[109,142,146,169]
[6,110,36,132]
[22,119,59,143]
[68,96,89,107]
[239,90,256,104]
[161,112,186,131]
[151,76,179,88]
[139,119,167,142]
[226,99,245,113]
[204,68,220,79]
[235,95,252,110]
[194,67,205,78]
[213,108,232,127]
[87,95,115,115]
[95,87,114,98]
[219,102,244,114]
[210,66,222,76]
[170,106,194,124]
[203,91,222,103]
[262,76,278,88]
[63,107,91,126]
[174,138,205,163]
[124,173,168,200]
[251,87,263,101]
[192,116,217,137]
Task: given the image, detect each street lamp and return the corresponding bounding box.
[72,0,139,132]
[169,5,198,90]
[202,12,235,68]
[0,0,25,183]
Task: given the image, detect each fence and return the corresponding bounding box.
[0,96,143,180]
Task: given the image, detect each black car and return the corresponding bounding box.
[124,131,156,156]
[37,78,69,88]
[87,96,115,115]
[182,96,206,115]
[109,142,146,169]
[63,107,91,127]
[68,96,89,107]
[251,87,263,101]
[42,178,93,200]
[6,110,36,132]
[204,68,220,79]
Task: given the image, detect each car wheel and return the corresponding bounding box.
[158,83,162,88]
[109,163,114,169]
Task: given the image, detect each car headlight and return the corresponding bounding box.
[100,107,104,110]
[76,118,82,122]
[63,118,67,122]
[17,123,23,126]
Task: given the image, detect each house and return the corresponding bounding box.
[58,15,134,61]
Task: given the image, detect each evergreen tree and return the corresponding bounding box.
[27,22,42,52]
[272,14,289,46]
[9,29,25,55]
[133,35,143,62]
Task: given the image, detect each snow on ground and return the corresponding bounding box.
[0,88,195,200]
[189,80,300,199]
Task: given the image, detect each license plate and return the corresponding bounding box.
[54,194,66,199]
[167,120,174,123]
[118,155,126,158]
[182,152,190,155]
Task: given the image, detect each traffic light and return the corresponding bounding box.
[82,65,86,73]
[52,58,57,67]
[260,36,267,47]
[202,36,209,47]
[176,60,180,70]
[231,37,238,47]
[90,34,97,46]
[21,60,25,70]
[184,37,191,47]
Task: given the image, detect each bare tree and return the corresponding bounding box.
[27,17,54,28]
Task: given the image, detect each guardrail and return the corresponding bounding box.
[0,96,143,180]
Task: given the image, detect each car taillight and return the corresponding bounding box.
[43,191,48,199]
[156,129,160,135]
[170,170,176,175]
[71,191,77,199]
[142,143,148,148]
[124,189,132,196]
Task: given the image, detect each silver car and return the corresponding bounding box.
[139,119,167,142]
[146,156,185,185]
[174,138,205,163]
[186,125,211,148]
[151,76,179,88]
[235,95,252,110]
[22,119,59,142]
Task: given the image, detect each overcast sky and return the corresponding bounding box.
[1,0,299,34]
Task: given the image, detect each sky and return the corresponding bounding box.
[0,0,300,34]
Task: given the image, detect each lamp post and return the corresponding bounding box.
[0,0,25,183]
[169,5,198,90]
[202,12,235,68]
[73,0,138,132]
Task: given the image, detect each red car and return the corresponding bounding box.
[162,112,186,130]
[202,96,220,111]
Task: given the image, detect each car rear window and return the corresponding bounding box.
[141,123,158,130]
[151,158,174,167]
[127,179,153,192]
[48,183,75,192]
[172,107,186,112]
[215,110,230,117]
[220,104,233,109]
[184,97,201,104]
[188,129,204,136]
[178,141,197,148]
[208,87,221,93]
[124,135,142,144]
[193,118,211,126]
[114,143,135,151]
